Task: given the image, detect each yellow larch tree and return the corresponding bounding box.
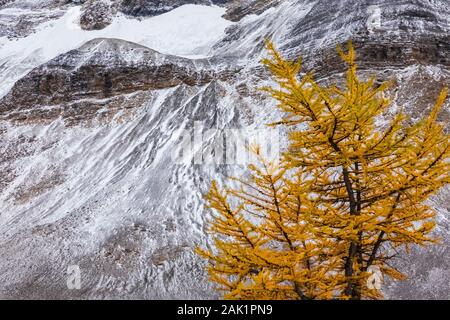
[197,150,345,300]
[197,41,450,300]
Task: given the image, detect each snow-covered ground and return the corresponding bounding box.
[0,4,233,97]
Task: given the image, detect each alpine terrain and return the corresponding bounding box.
[0,0,449,299]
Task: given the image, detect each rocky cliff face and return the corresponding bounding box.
[119,0,214,17]
[79,0,115,30]
[0,0,449,299]
[223,0,279,21]
[0,38,238,123]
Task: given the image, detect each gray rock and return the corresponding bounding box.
[80,0,116,30]
[0,0,14,8]
[224,0,279,22]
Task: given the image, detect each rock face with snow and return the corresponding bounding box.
[119,0,214,17]
[0,0,449,299]
[0,2,65,39]
[223,0,279,22]
[0,0,13,7]
[118,0,275,21]
[0,38,238,123]
[79,0,116,30]
[77,0,276,28]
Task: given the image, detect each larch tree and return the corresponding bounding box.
[196,42,450,300]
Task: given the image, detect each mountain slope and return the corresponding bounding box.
[0,0,449,299]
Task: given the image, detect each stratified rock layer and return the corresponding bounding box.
[0,38,239,123]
